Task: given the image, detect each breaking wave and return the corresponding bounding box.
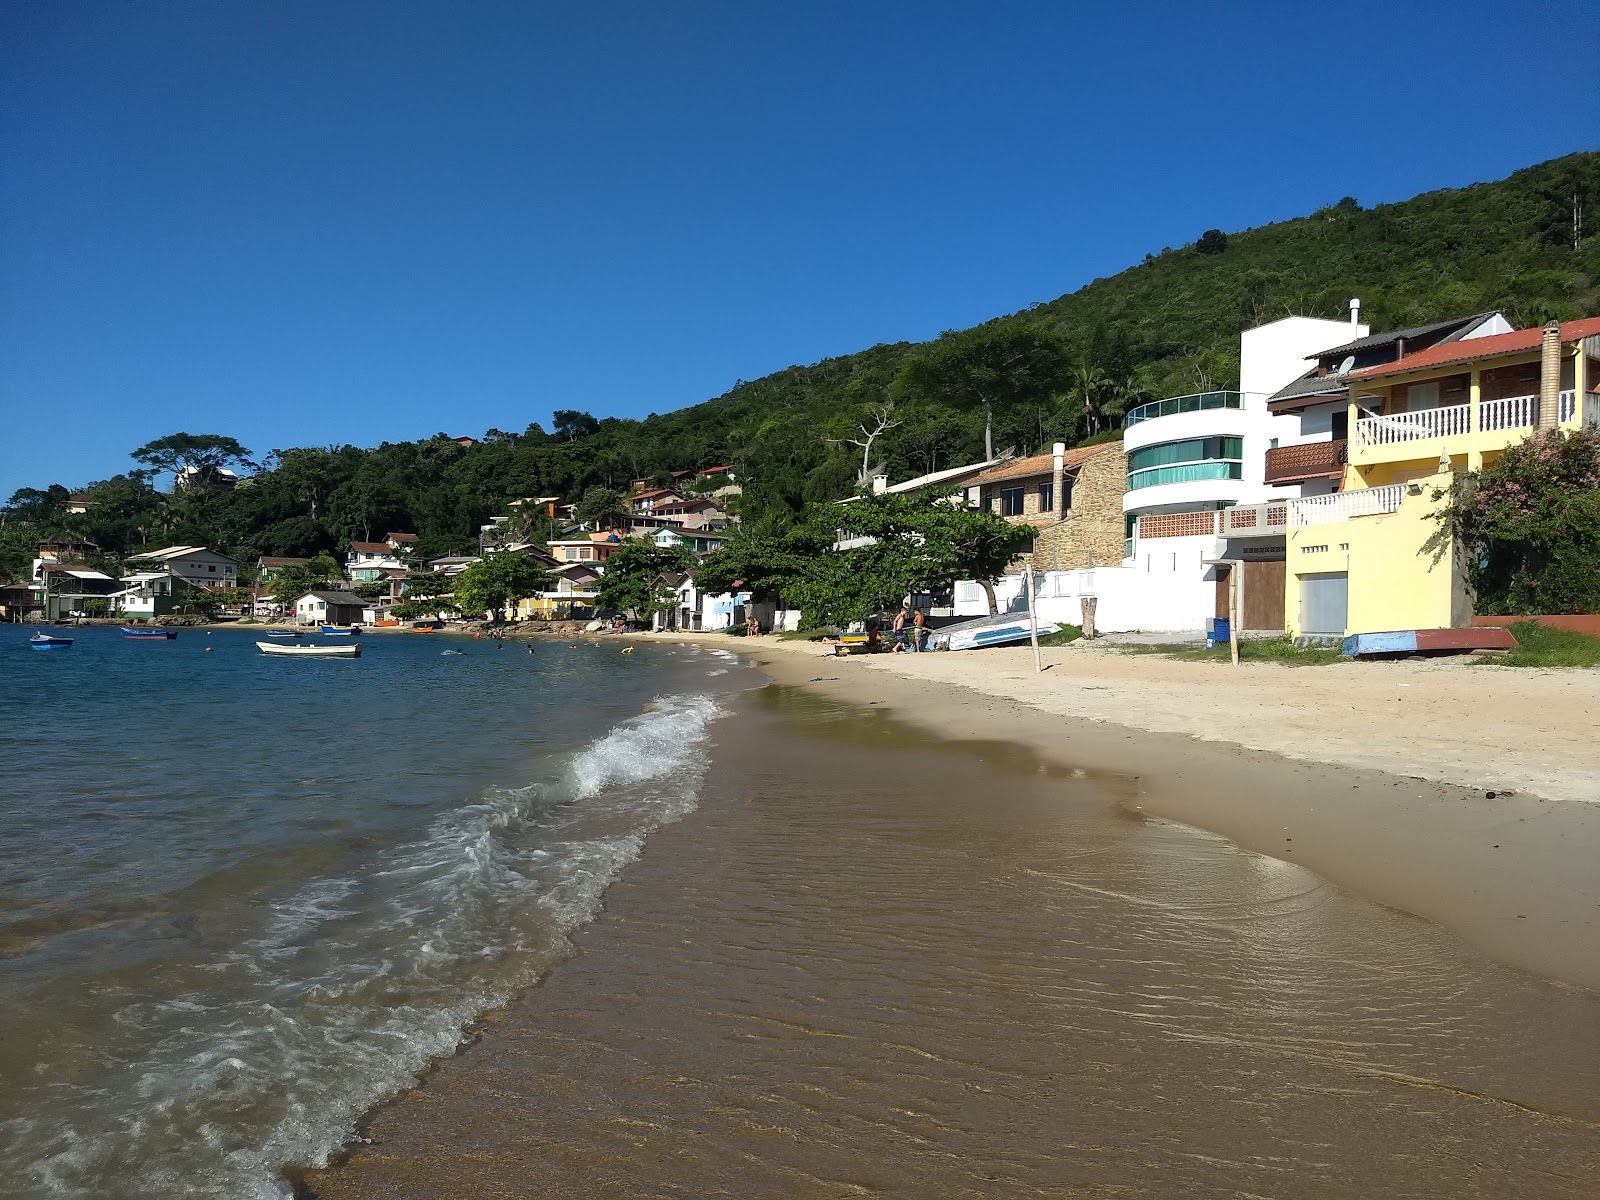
[5,694,723,1199]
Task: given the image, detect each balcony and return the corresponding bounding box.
[1287,485,1404,527]
[1265,439,1347,485]
[1136,502,1286,541]
[1125,391,1243,427]
[1353,391,1577,453]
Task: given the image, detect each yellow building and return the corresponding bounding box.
[1284,317,1600,638]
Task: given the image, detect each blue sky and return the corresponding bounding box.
[3,1,1596,494]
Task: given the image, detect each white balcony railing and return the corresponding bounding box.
[1354,403,1469,447]
[1480,393,1538,431]
[1288,484,1404,527]
[1357,392,1582,449]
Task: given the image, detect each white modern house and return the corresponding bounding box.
[126,545,239,588]
[345,542,406,582]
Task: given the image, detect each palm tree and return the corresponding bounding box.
[1068,359,1111,437]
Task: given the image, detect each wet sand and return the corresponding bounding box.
[300,686,1600,1198]
[740,639,1600,993]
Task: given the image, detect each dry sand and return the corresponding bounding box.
[730,635,1600,992]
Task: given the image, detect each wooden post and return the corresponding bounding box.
[1228,562,1240,667]
[1025,567,1042,673]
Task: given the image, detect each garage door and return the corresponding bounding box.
[1300,572,1348,636]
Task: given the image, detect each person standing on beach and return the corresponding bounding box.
[911,607,926,652]
[891,607,908,652]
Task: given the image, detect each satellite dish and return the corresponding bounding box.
[1337,355,1356,375]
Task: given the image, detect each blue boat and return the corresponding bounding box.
[320,626,357,636]
[30,633,73,650]
[120,627,177,640]
[265,630,302,639]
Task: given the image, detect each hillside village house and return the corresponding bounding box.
[1284,316,1600,639]
[1265,311,1511,499]
[110,571,191,620]
[36,563,120,619]
[511,562,602,619]
[126,545,239,589]
[629,488,683,514]
[964,441,1128,572]
[652,526,727,554]
[256,556,309,581]
[424,555,479,577]
[548,533,623,564]
[345,542,405,582]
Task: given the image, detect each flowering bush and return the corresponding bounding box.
[1442,428,1600,614]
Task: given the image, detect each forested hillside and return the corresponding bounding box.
[4,151,1598,577]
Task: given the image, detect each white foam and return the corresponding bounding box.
[15,693,723,1199]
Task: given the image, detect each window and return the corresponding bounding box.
[1001,487,1025,516]
[208,565,216,573]
[1126,436,1245,491]
[1037,482,1053,513]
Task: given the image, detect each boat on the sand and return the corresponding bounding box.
[256,640,361,659]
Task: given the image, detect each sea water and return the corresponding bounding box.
[0,626,757,1198]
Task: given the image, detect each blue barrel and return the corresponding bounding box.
[1206,617,1231,649]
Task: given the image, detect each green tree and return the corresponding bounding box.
[573,486,627,529]
[267,554,342,606]
[131,433,257,490]
[553,410,601,441]
[695,526,830,602]
[452,551,553,620]
[918,496,1036,614]
[1438,428,1600,614]
[892,323,1068,461]
[1196,228,1229,255]
[594,541,695,618]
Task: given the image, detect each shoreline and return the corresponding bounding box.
[724,634,1600,993]
[297,668,1600,1199]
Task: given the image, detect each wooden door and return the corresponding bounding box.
[1214,565,1231,620]
[1242,559,1286,631]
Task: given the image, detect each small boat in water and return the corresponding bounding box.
[265,630,302,639]
[320,626,357,636]
[30,633,73,650]
[257,640,361,659]
[120,627,177,640]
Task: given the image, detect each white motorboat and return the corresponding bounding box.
[256,640,361,659]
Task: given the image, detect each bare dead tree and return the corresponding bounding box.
[834,401,903,485]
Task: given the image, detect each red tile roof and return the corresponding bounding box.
[1353,317,1600,381]
[385,532,418,542]
[348,541,391,553]
[970,441,1122,486]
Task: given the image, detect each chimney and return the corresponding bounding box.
[1538,321,1562,428]
[1349,297,1361,328]
[1051,443,1066,519]
[871,474,888,494]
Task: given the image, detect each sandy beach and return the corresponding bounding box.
[735,635,1600,992]
[300,667,1600,1199]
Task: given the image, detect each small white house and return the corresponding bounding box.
[294,590,366,627]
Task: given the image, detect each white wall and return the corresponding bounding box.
[1239,316,1364,398]
[956,540,1217,634]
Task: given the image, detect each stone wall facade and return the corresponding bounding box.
[1028,444,1129,570]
